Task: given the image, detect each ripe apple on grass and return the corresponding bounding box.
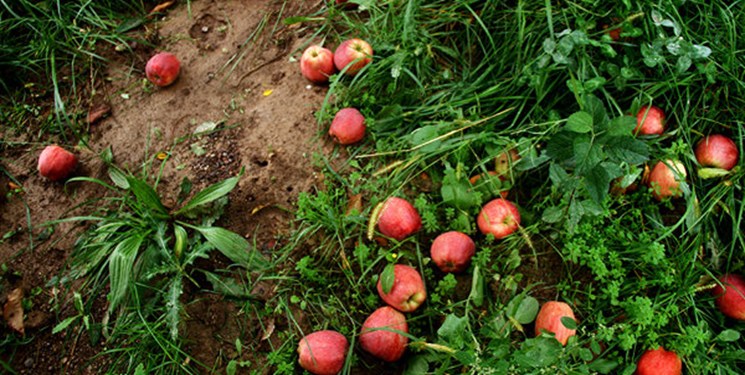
[334,38,373,76]
[695,134,739,171]
[375,197,422,241]
[477,198,521,239]
[534,301,577,346]
[38,145,78,182]
[712,274,745,321]
[430,231,476,273]
[634,105,666,135]
[635,347,682,375]
[377,264,426,312]
[647,159,687,201]
[359,306,409,362]
[145,52,181,87]
[329,108,365,145]
[301,45,335,84]
[297,330,349,375]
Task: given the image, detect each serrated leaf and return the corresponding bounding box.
[542,206,564,223]
[381,263,396,294]
[546,131,576,163]
[607,116,637,136]
[566,112,593,133]
[175,173,241,216]
[574,137,604,174]
[583,95,609,126]
[585,164,612,204]
[605,137,649,164]
[108,235,143,314]
[193,226,269,270]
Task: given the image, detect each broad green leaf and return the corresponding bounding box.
[403,355,429,375]
[605,137,649,164]
[226,361,237,375]
[585,164,612,204]
[514,296,540,324]
[108,167,129,189]
[561,316,578,330]
[409,125,442,153]
[381,263,396,294]
[108,235,143,313]
[589,359,620,374]
[545,131,575,162]
[513,337,562,368]
[607,116,637,136]
[542,206,564,223]
[193,226,269,270]
[133,364,146,375]
[127,177,168,216]
[441,164,481,210]
[166,277,182,340]
[175,174,241,216]
[717,329,741,342]
[583,95,609,126]
[574,137,604,174]
[437,314,468,348]
[566,112,593,133]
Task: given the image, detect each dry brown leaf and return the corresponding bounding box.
[345,193,363,216]
[87,104,111,124]
[149,1,175,14]
[260,318,275,341]
[3,288,24,335]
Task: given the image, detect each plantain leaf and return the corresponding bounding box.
[175,172,241,216]
[127,177,168,217]
[166,277,182,341]
[193,226,269,270]
[108,235,143,314]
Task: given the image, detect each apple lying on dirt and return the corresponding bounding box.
[38,145,78,182]
[145,52,181,87]
[301,45,335,84]
[535,301,577,345]
[695,134,739,171]
[477,198,521,239]
[329,108,365,145]
[647,160,687,201]
[377,264,426,312]
[430,231,476,273]
[377,197,422,241]
[359,306,409,362]
[334,38,373,76]
[712,274,745,321]
[634,105,666,135]
[635,347,682,375]
[297,330,349,375]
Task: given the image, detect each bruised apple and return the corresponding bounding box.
[377,264,426,312]
[636,347,682,375]
[145,52,181,87]
[647,160,687,201]
[635,105,666,135]
[695,134,739,171]
[301,45,335,84]
[712,274,745,321]
[297,330,348,375]
[329,108,365,145]
[477,198,520,239]
[376,197,422,241]
[38,145,77,181]
[430,231,476,273]
[359,306,408,362]
[333,38,373,75]
[534,301,577,346]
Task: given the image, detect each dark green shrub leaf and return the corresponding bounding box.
[566,112,593,133]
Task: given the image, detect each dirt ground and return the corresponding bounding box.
[0,0,336,373]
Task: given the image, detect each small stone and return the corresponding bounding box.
[24,358,33,367]
[202,26,209,33]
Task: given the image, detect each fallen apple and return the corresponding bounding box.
[297,330,348,375]
[634,105,666,135]
[376,197,422,241]
[301,45,335,84]
[695,134,739,171]
[534,301,577,346]
[635,347,682,375]
[377,264,426,312]
[647,160,687,201]
[712,274,745,321]
[476,198,520,239]
[145,52,181,87]
[359,306,409,362]
[38,145,78,182]
[430,231,476,273]
[329,108,365,145]
[333,38,373,76]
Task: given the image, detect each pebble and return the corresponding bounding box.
[24,358,33,368]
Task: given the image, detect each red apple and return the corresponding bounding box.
[333,38,373,76]
[145,52,181,87]
[297,330,348,375]
[634,105,666,135]
[377,197,422,241]
[329,108,365,145]
[647,160,687,201]
[712,274,745,321]
[636,347,682,375]
[301,45,335,84]
[38,145,77,182]
[695,134,739,171]
[430,231,476,273]
[477,198,520,239]
[359,306,408,362]
[377,264,426,312]
[534,301,577,346]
